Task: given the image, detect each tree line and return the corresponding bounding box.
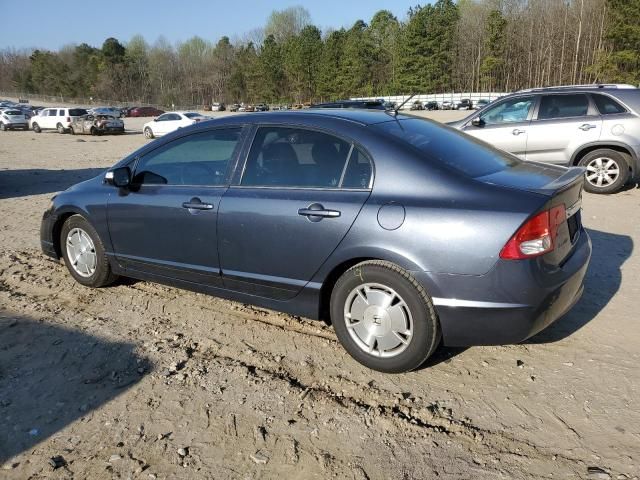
[0,0,638,107]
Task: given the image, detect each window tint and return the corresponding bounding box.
[592,94,626,114]
[47,110,56,116]
[133,128,242,186]
[480,96,534,124]
[342,147,373,189]
[156,114,169,121]
[374,119,519,178]
[169,113,181,121]
[69,108,87,116]
[58,109,64,116]
[538,94,589,119]
[242,127,351,188]
[184,112,202,119]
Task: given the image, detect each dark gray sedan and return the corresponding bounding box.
[40,110,591,373]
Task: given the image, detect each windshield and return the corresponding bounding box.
[374,118,520,178]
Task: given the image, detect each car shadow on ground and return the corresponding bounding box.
[527,227,633,344]
[0,313,151,464]
[0,168,105,199]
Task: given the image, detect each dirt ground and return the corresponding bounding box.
[0,109,638,479]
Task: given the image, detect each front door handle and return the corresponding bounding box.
[182,197,214,210]
[579,123,597,131]
[298,203,341,222]
[512,128,526,135]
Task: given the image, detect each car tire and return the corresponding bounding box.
[57,123,66,134]
[32,122,41,133]
[578,149,630,194]
[330,260,441,373]
[144,127,154,139]
[0,122,6,131]
[90,127,97,136]
[70,126,76,135]
[60,215,118,288]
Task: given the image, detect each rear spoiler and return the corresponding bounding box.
[532,167,585,195]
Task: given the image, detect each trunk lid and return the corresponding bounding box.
[479,162,585,266]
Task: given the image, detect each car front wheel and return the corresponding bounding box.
[330,261,440,373]
[60,215,118,288]
[144,127,154,139]
[579,149,630,194]
[32,122,41,133]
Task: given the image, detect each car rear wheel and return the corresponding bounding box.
[70,126,76,135]
[330,261,440,373]
[144,127,154,139]
[578,149,630,194]
[60,215,118,288]
[57,123,66,134]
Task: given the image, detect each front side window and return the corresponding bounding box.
[480,96,534,125]
[133,128,242,186]
[156,114,170,122]
[242,127,355,188]
[592,94,626,115]
[538,94,589,120]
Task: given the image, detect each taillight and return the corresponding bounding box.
[66,117,71,122]
[500,205,566,260]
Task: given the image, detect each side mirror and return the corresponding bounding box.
[105,166,131,188]
[153,118,157,122]
[471,117,484,127]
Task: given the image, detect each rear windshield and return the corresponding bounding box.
[184,112,202,119]
[374,118,520,178]
[69,108,87,116]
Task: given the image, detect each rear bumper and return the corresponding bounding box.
[414,229,592,346]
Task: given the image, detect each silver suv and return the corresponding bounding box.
[448,84,640,193]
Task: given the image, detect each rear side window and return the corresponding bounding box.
[592,94,626,114]
[133,128,242,186]
[58,109,65,116]
[342,147,373,189]
[374,119,519,178]
[69,108,87,116]
[242,127,356,188]
[538,94,589,119]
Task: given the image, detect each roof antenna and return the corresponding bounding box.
[386,93,416,117]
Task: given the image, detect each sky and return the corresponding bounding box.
[1,0,421,51]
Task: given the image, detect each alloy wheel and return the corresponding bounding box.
[585,157,620,188]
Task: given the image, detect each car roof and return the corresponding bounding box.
[216,109,412,126]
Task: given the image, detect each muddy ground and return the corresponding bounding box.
[0,110,638,479]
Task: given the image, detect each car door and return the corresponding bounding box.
[525,93,602,164]
[107,127,245,285]
[218,125,373,300]
[460,95,536,159]
[41,109,55,129]
[151,113,171,135]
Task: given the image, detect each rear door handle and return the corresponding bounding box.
[512,128,526,135]
[298,203,341,221]
[182,197,214,210]
[579,123,597,131]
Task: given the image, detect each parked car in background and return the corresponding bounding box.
[312,100,386,110]
[143,111,210,138]
[383,101,397,110]
[128,106,165,117]
[229,103,240,112]
[448,84,640,193]
[1,109,29,130]
[41,109,590,373]
[441,100,454,110]
[456,99,473,110]
[425,101,439,111]
[211,102,226,111]
[409,101,424,111]
[71,114,124,135]
[88,107,124,118]
[475,99,490,109]
[30,107,88,133]
[255,103,270,112]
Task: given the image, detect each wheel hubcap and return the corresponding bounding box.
[586,157,619,188]
[344,283,413,358]
[66,228,97,278]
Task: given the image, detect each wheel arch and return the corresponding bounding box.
[571,142,637,177]
[51,208,91,258]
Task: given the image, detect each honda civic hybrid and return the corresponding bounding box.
[41,110,591,373]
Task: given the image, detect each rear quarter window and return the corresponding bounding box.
[592,94,626,114]
[374,118,519,178]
